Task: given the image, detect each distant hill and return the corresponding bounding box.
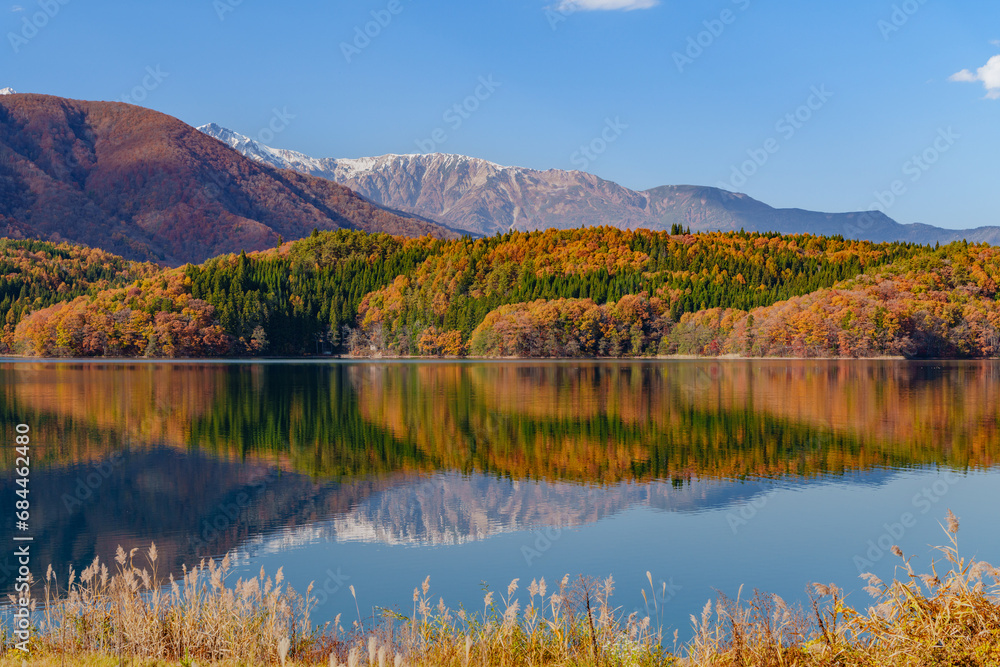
[0,94,455,265]
[200,124,1000,245]
[8,227,1000,360]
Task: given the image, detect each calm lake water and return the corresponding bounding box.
[2,360,999,635]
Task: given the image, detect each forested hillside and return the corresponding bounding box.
[352,226,921,356]
[0,94,454,265]
[0,239,159,350]
[14,226,988,358]
[666,241,1000,358]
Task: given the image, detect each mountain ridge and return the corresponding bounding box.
[0,95,455,264]
[200,124,1000,245]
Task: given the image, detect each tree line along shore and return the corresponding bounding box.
[2,227,998,359]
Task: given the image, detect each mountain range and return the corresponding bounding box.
[0,94,454,264]
[200,123,1000,245]
[0,91,996,268]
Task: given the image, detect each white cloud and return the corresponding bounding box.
[557,0,658,11]
[949,54,1000,99]
[992,39,1000,47]
[10,5,23,11]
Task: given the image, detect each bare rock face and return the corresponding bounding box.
[327,153,666,236]
[194,132,664,236]
[201,124,1000,245]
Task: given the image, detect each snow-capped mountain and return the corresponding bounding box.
[0,88,16,95]
[198,123,686,236]
[198,123,1000,245]
[0,96,453,265]
[196,123,339,177]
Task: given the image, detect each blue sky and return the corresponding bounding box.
[3,0,998,228]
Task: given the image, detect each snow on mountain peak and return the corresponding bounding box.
[0,87,16,95]
[197,123,515,182]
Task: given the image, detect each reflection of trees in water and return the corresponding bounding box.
[1,360,996,592]
[0,445,403,589]
[350,361,1000,479]
[2,361,999,483]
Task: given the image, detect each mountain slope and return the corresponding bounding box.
[200,124,1000,245]
[0,95,454,264]
[199,125,665,236]
[14,226,1000,360]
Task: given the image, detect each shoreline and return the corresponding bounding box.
[4,515,997,666]
[4,353,988,363]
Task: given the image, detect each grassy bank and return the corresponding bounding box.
[3,512,999,666]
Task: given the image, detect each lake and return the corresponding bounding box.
[2,359,999,637]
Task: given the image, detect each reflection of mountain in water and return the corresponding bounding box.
[251,469,902,549]
[328,473,778,546]
[0,446,400,588]
[2,360,997,587]
[3,442,906,590]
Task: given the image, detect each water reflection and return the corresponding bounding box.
[1,360,998,599]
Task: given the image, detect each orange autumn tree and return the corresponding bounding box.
[13,273,230,357]
[417,327,465,357]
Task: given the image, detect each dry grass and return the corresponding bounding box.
[4,544,322,665]
[686,510,1000,666]
[4,512,1000,666]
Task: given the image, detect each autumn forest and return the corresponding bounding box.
[5,226,1000,359]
